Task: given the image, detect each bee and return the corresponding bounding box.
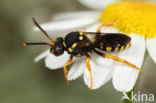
[24,18,144,90]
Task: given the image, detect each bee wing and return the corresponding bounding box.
[84,32,97,43]
[100,33,131,44]
[85,32,131,44]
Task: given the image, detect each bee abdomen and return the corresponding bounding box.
[99,43,131,52]
[96,33,131,52]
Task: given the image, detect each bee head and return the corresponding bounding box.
[50,37,64,56]
[24,18,64,57]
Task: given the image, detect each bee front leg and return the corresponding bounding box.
[97,18,119,33]
[64,55,73,86]
[86,55,93,90]
[94,50,144,73]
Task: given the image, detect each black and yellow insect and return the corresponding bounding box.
[24,18,144,90]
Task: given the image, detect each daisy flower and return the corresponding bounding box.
[32,1,156,92]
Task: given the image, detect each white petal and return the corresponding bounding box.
[44,52,69,70]
[67,57,86,80]
[52,11,100,21]
[83,54,114,89]
[112,34,145,92]
[78,0,116,10]
[33,17,98,32]
[34,49,50,62]
[146,37,156,63]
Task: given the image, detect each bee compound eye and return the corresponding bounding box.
[51,46,64,56]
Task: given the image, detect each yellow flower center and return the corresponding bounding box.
[99,1,156,38]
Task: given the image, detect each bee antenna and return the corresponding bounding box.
[32,17,54,43]
[23,42,53,47]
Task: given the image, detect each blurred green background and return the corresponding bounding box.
[0,0,156,103]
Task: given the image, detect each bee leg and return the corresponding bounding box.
[83,28,87,32]
[86,55,93,90]
[83,28,87,35]
[64,55,73,86]
[94,50,144,73]
[97,18,119,33]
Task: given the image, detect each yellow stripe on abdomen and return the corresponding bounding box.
[100,43,131,52]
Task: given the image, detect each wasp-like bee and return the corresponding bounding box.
[24,18,144,90]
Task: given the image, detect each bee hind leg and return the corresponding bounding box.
[97,18,119,33]
[94,50,144,73]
